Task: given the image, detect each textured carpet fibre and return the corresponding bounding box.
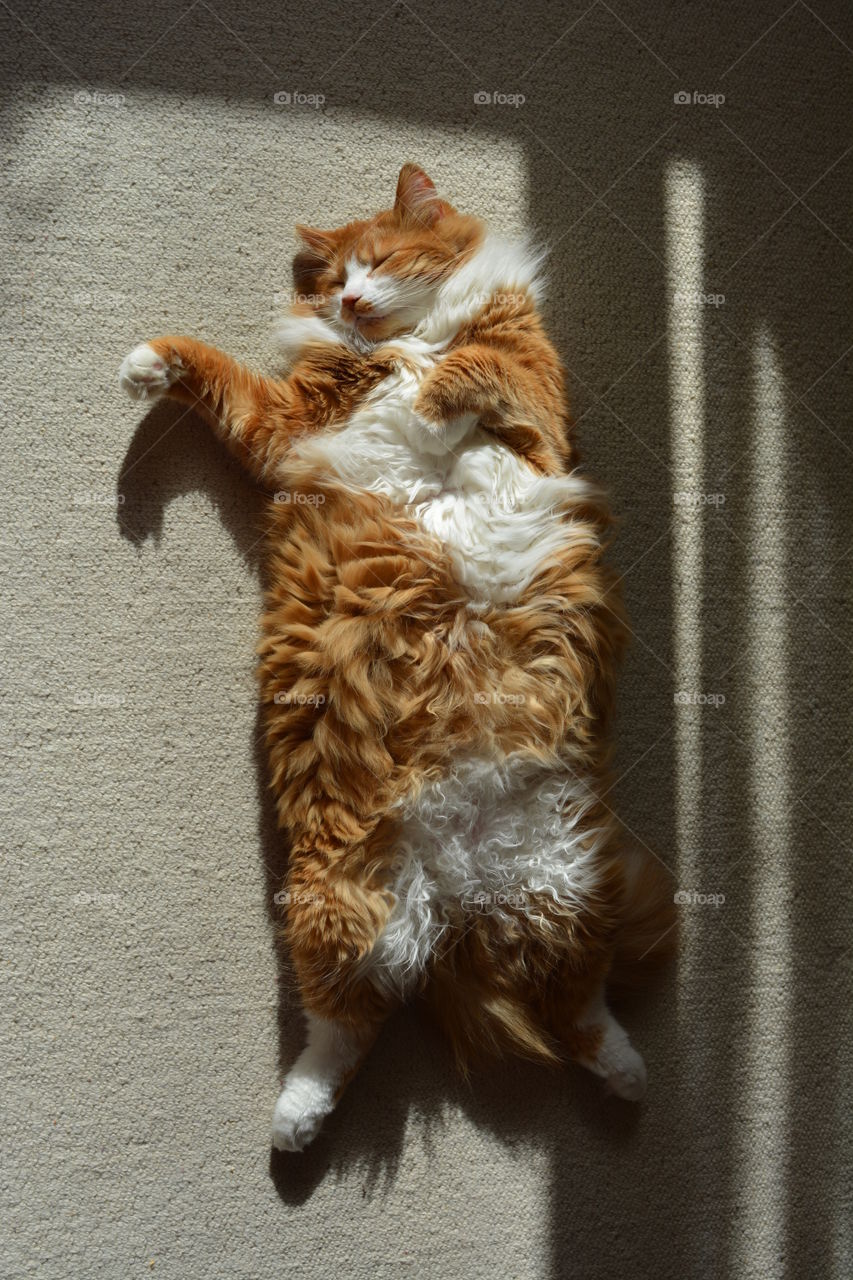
[2,2,851,1277]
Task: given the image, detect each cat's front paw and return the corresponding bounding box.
[119,342,179,400]
[270,1080,332,1152]
[409,411,477,457]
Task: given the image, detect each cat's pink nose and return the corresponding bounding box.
[341,291,361,313]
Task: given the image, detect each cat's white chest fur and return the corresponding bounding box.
[288,354,587,604]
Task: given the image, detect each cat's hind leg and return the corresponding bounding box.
[271,1011,381,1152]
[566,986,647,1101]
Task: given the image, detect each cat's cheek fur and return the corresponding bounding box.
[119,341,181,399]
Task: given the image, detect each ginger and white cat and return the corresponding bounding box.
[119,164,674,1152]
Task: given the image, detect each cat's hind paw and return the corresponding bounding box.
[605,1046,648,1102]
[119,342,178,400]
[270,1080,332,1152]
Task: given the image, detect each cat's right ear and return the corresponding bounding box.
[293,225,336,292]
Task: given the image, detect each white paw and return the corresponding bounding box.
[270,1080,333,1152]
[119,342,178,400]
[606,1046,647,1102]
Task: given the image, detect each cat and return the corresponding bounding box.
[119,163,675,1152]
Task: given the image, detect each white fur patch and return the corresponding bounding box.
[361,759,609,998]
[273,233,545,359]
[290,364,596,602]
[274,312,343,360]
[577,990,648,1100]
[119,342,179,399]
[271,1013,365,1151]
[412,233,546,347]
[278,232,589,603]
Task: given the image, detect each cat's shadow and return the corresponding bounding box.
[118,401,646,1206]
[116,398,265,561]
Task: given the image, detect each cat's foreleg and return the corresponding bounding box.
[119,336,298,485]
[412,342,507,429]
[271,1011,382,1152]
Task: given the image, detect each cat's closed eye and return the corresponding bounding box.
[371,250,400,270]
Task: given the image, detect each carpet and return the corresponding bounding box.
[2,2,851,1276]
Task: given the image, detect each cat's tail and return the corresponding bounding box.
[607,842,678,991]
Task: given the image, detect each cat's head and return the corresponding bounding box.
[291,164,482,344]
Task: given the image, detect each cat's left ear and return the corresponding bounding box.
[394,163,454,227]
[294,224,336,259]
[293,224,337,291]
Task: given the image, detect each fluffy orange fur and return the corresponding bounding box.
[123,163,675,1123]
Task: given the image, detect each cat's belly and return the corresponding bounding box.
[285,367,597,604]
[361,758,608,997]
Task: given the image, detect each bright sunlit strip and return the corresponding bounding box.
[665,159,705,872]
[735,325,792,1273]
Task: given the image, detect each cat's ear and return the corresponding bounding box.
[394,164,453,227]
[294,224,336,259]
[293,225,336,291]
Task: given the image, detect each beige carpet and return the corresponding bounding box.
[2,2,851,1276]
